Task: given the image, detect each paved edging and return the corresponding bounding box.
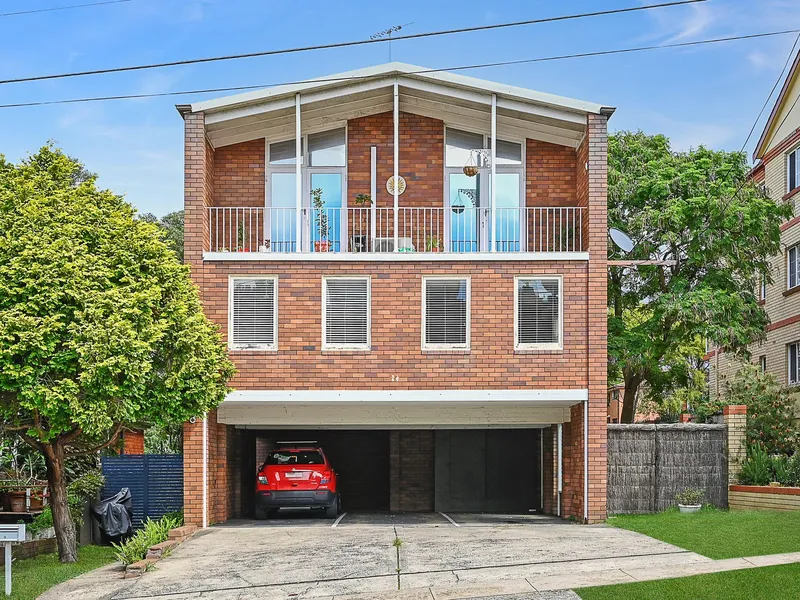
[334,551,800,599]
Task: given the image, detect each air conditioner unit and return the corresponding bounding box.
[373,237,415,252]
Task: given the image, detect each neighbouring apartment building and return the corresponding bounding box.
[708,50,800,409]
[179,63,612,526]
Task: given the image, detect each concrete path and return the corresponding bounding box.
[38,515,800,600]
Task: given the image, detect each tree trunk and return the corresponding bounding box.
[44,442,78,563]
[620,373,641,424]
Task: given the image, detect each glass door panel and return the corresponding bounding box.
[448,173,480,252]
[309,172,343,252]
[492,173,521,252]
[268,173,297,252]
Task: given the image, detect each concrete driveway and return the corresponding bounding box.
[46,512,711,600]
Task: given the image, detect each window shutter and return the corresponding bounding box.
[517,278,560,346]
[425,279,468,346]
[325,278,369,347]
[232,278,275,348]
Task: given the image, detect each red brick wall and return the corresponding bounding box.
[121,430,144,455]
[347,111,444,209]
[390,430,435,511]
[213,139,265,208]
[201,260,589,390]
[526,139,578,207]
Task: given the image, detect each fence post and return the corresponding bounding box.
[723,405,747,487]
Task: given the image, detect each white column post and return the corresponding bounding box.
[490,93,497,252]
[557,423,563,517]
[393,81,399,253]
[584,399,589,523]
[5,542,10,596]
[370,146,377,252]
[202,415,208,529]
[295,93,302,252]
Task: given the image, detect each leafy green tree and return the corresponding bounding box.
[138,210,184,261]
[609,132,791,423]
[0,146,234,562]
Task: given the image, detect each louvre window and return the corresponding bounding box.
[323,278,370,349]
[423,278,470,349]
[230,277,277,349]
[516,277,562,349]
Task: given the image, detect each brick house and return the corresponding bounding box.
[179,63,613,526]
[708,49,800,415]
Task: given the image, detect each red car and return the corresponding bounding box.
[255,442,341,519]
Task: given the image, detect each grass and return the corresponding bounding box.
[608,507,800,559]
[4,545,117,600]
[577,563,800,600]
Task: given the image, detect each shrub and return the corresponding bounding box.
[112,514,181,565]
[67,469,105,527]
[773,455,791,486]
[27,506,54,536]
[738,444,773,486]
[675,488,704,505]
[786,453,800,487]
[724,365,798,454]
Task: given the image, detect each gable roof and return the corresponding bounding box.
[754,50,800,160]
[189,62,614,118]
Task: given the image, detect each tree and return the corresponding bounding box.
[138,210,184,261]
[0,146,234,562]
[608,132,791,423]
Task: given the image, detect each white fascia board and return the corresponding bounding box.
[203,251,590,262]
[191,61,612,123]
[222,389,588,404]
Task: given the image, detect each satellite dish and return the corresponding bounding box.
[609,228,635,253]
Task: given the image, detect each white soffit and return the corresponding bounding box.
[194,63,612,142]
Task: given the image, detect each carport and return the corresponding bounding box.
[216,389,585,519]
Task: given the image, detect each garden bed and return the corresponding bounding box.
[729,485,800,511]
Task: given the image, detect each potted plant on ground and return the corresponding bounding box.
[425,235,442,253]
[675,488,704,513]
[312,187,330,252]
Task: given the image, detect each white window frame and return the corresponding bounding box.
[228,275,278,351]
[421,275,471,351]
[788,147,800,193]
[759,275,767,301]
[788,244,800,290]
[322,276,371,351]
[759,354,767,374]
[788,342,800,385]
[514,275,563,351]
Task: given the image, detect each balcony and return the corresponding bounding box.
[206,206,585,255]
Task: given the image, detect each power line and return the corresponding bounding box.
[0,0,706,85]
[0,27,795,109]
[0,0,132,18]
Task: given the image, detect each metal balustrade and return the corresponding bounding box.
[206,206,584,254]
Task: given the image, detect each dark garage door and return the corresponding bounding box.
[255,430,390,511]
[434,429,541,513]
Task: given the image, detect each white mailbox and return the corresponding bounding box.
[0,524,24,542]
[1,523,25,596]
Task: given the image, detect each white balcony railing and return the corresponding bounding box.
[207,206,584,254]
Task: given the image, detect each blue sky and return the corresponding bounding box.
[1,0,800,216]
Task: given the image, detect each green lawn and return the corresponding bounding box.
[4,545,117,600]
[608,507,800,559]
[577,563,800,600]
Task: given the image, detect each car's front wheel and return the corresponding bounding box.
[325,494,341,519]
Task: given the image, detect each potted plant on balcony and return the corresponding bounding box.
[354,193,372,206]
[675,488,704,513]
[236,222,250,252]
[312,187,330,252]
[258,239,271,253]
[425,235,442,253]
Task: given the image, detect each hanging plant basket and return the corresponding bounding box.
[463,150,479,177]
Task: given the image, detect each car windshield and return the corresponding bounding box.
[265,450,324,465]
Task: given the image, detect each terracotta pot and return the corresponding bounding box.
[5,490,26,512]
[315,241,330,253]
[429,247,441,253]
[29,491,44,510]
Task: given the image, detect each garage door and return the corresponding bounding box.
[255,430,390,511]
[434,429,540,513]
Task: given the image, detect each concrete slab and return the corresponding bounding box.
[429,579,535,599]
[446,514,565,527]
[341,512,452,527]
